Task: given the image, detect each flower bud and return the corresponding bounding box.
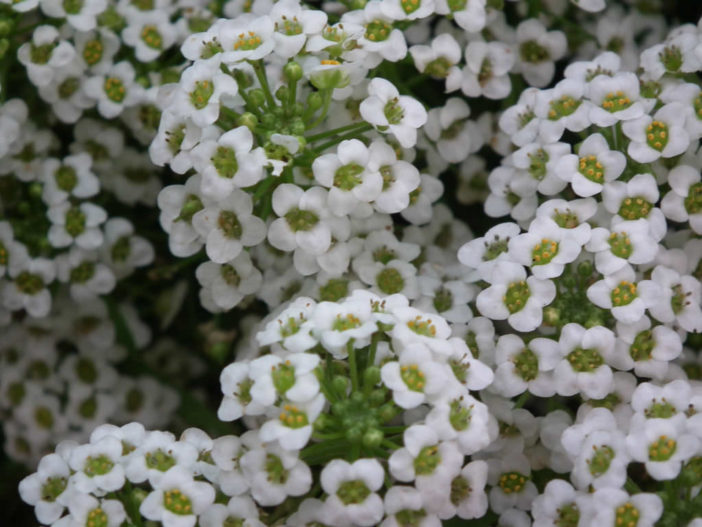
[362,428,384,448]
[283,61,303,82]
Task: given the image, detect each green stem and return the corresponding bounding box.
[513,391,531,409]
[306,122,371,143]
[380,425,407,433]
[251,59,276,110]
[312,126,373,154]
[306,89,332,130]
[625,477,642,494]
[287,75,297,113]
[348,340,359,392]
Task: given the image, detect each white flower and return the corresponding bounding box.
[458,222,520,281]
[219,15,276,64]
[172,60,238,128]
[623,103,690,163]
[19,453,73,524]
[510,141,570,196]
[270,0,327,58]
[614,316,682,380]
[37,59,94,124]
[69,435,125,494]
[499,87,540,147]
[553,323,618,399]
[515,19,567,88]
[424,392,492,455]
[248,352,320,407]
[122,11,177,62]
[492,334,561,398]
[312,298,378,357]
[586,265,661,323]
[196,252,262,311]
[321,458,385,527]
[487,453,538,512]
[192,189,266,264]
[461,41,514,100]
[125,431,198,486]
[588,72,648,127]
[484,166,538,223]
[555,132,626,197]
[586,220,658,276]
[40,0,107,32]
[0,222,29,277]
[259,393,325,450]
[647,265,702,333]
[149,111,202,174]
[101,217,155,279]
[535,79,592,142]
[476,261,556,332]
[409,33,462,89]
[54,495,125,527]
[425,98,482,164]
[4,257,56,318]
[591,489,662,527]
[158,175,210,257]
[660,164,702,234]
[74,28,120,73]
[84,61,144,119]
[381,486,440,527]
[256,296,318,353]
[360,78,427,148]
[342,2,407,64]
[434,0,486,33]
[199,496,264,527]
[312,139,383,218]
[47,201,106,250]
[381,342,449,408]
[400,173,443,225]
[17,26,75,87]
[240,440,312,506]
[532,480,593,527]
[56,247,116,301]
[191,126,267,197]
[140,466,215,527]
[602,173,667,241]
[367,139,420,214]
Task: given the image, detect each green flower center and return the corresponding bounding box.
[518,108,535,128]
[407,317,436,337]
[399,0,421,14]
[659,45,682,72]
[645,120,669,151]
[648,435,677,462]
[104,77,126,103]
[79,396,97,418]
[376,267,404,294]
[41,477,67,502]
[465,331,478,357]
[277,17,302,36]
[145,449,176,472]
[395,508,426,526]
[164,488,193,516]
[84,454,114,477]
[400,363,425,392]
[126,388,144,412]
[694,94,702,121]
[414,445,441,476]
[528,148,549,181]
[217,210,242,239]
[166,124,186,155]
[86,507,108,527]
[513,347,539,381]
[379,165,396,191]
[630,330,654,361]
[7,381,25,405]
[441,119,465,140]
[549,95,581,120]
[55,165,78,192]
[219,264,240,286]
[645,400,676,419]
[448,398,472,431]
[212,146,238,179]
[384,97,404,125]
[611,280,637,307]
[279,404,309,429]
[58,77,79,99]
[589,392,621,411]
[504,280,531,314]
[671,284,688,315]
[552,208,580,229]
[477,58,493,85]
[684,182,702,215]
[614,502,640,527]
[425,57,452,78]
[520,40,549,63]
[285,207,319,232]
[27,360,50,379]
[201,38,223,59]
[176,194,203,224]
[447,0,467,11]
[334,163,364,191]
[141,25,163,49]
[265,453,289,484]
[16,271,44,295]
[30,43,56,65]
[190,80,214,110]
[337,479,371,505]
[601,91,632,112]
[433,288,453,313]
[608,232,632,259]
[588,445,614,476]
[223,516,245,527]
[578,155,604,183]
[618,196,652,220]
[65,206,86,237]
[233,31,263,51]
[320,278,349,301]
[555,503,580,527]
[373,246,396,264]
[332,313,362,331]
[498,471,528,494]
[131,0,154,10]
[272,361,296,395]
[450,474,471,505]
[365,19,392,42]
[567,347,604,373]
[111,236,131,262]
[279,316,302,337]
[0,241,7,267]
[449,358,469,383]
[83,39,103,65]
[76,357,98,383]
[531,238,558,266]
[236,378,253,405]
[35,406,54,428]
[70,261,95,283]
[63,0,83,15]
[483,237,509,261]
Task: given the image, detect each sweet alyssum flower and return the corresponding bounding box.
[321,458,385,527]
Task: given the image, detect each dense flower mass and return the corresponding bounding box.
[1,0,702,525]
